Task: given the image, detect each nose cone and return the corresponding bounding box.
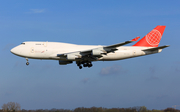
[11,48,15,53]
[10,47,19,55]
[11,45,28,58]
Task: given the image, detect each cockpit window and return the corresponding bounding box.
[21,43,25,45]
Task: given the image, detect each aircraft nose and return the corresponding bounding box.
[10,47,18,55]
[11,48,14,53]
[10,48,15,54]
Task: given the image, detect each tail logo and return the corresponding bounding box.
[145,29,162,46]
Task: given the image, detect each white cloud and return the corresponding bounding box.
[146,76,160,81]
[29,9,45,13]
[81,78,90,83]
[99,65,126,76]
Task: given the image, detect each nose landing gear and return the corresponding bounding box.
[26,58,29,65]
[26,62,29,65]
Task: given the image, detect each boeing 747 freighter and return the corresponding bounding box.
[11,25,169,69]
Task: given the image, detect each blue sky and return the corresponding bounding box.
[0,0,180,110]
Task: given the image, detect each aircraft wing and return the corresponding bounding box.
[105,36,140,49]
[78,36,140,54]
[57,37,140,60]
[81,36,140,54]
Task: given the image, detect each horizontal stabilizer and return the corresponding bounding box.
[143,45,170,51]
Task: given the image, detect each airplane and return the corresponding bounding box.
[11,25,169,69]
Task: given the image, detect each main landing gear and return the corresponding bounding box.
[76,61,93,69]
[26,58,29,66]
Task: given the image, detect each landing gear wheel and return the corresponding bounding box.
[76,61,93,69]
[77,63,81,66]
[79,66,82,69]
[88,63,92,68]
[83,63,87,67]
[25,58,29,66]
[26,62,29,65]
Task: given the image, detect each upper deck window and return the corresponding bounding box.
[21,43,25,45]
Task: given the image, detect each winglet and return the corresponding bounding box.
[131,36,140,41]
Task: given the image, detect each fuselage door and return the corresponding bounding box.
[31,47,34,53]
[43,42,48,47]
[133,50,136,56]
[29,47,35,57]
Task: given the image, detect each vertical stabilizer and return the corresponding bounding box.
[133,25,166,47]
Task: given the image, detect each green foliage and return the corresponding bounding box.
[151,110,163,112]
[1,102,21,112]
[1,105,180,112]
[164,108,180,112]
[139,106,147,112]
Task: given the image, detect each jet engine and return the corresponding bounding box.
[92,49,106,56]
[67,54,78,60]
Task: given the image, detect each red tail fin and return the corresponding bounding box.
[133,25,166,47]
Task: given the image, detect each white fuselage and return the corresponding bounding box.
[11,41,161,61]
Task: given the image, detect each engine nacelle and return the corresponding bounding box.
[59,60,73,65]
[92,49,105,56]
[67,54,78,60]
